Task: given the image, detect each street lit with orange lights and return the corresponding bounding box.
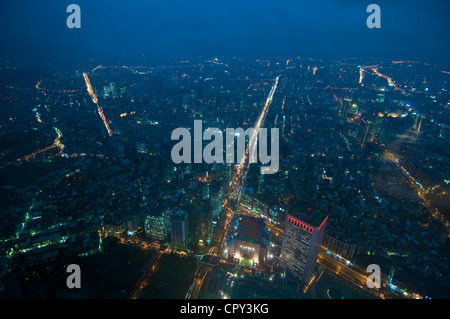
[229,75,280,201]
[83,72,114,136]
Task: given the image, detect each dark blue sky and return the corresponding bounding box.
[1,0,449,66]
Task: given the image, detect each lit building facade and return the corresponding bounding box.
[210,179,224,218]
[144,202,173,241]
[228,216,269,267]
[280,212,328,283]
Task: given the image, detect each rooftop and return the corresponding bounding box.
[145,201,170,216]
[171,210,187,221]
[290,205,328,228]
[234,215,268,245]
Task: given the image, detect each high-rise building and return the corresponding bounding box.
[197,204,213,243]
[280,211,328,283]
[144,202,173,241]
[210,179,224,218]
[170,210,189,246]
[357,118,372,147]
[341,97,352,121]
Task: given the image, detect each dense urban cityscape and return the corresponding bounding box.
[0,55,449,300]
[1,1,450,308]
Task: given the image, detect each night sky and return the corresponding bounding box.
[1,0,449,66]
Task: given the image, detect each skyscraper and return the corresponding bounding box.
[340,97,352,121]
[280,211,328,283]
[360,118,371,147]
[210,179,224,218]
[197,204,213,244]
[170,210,189,246]
[144,202,173,241]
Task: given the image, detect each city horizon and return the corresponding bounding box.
[1,0,450,67]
